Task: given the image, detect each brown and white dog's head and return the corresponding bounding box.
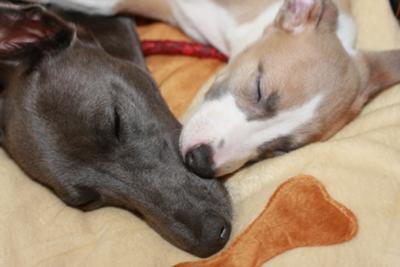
[181,0,400,178]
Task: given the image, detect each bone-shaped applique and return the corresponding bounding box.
[175,175,358,267]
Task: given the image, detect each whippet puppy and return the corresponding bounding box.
[30,0,400,177]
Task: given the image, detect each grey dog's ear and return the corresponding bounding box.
[0,2,75,61]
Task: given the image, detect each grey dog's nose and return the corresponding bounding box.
[194,211,231,258]
[185,144,215,178]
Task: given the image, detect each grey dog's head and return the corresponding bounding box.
[0,2,231,257]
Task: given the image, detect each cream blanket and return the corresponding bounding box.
[1,0,399,266]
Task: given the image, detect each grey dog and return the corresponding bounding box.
[0,1,231,257]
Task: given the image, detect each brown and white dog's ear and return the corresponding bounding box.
[0,2,75,61]
[274,0,338,33]
[358,50,400,100]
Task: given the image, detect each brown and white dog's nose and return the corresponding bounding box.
[184,144,215,178]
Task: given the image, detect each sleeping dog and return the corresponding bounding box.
[29,0,400,178]
[0,1,231,257]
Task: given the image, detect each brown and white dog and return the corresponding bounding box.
[32,0,400,177]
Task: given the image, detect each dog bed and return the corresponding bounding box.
[0,0,399,266]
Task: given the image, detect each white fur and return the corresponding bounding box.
[180,94,323,176]
[171,0,236,55]
[336,13,357,55]
[226,1,284,57]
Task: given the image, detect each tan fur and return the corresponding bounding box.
[115,0,175,24]
[221,2,354,121]
[223,22,361,144]
[307,49,400,142]
[336,0,352,14]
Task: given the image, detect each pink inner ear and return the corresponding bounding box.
[288,0,315,19]
[0,20,48,52]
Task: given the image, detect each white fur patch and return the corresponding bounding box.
[226,0,284,57]
[171,0,236,55]
[181,93,323,176]
[336,13,357,55]
[36,0,119,15]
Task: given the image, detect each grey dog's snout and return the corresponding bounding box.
[184,144,215,178]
